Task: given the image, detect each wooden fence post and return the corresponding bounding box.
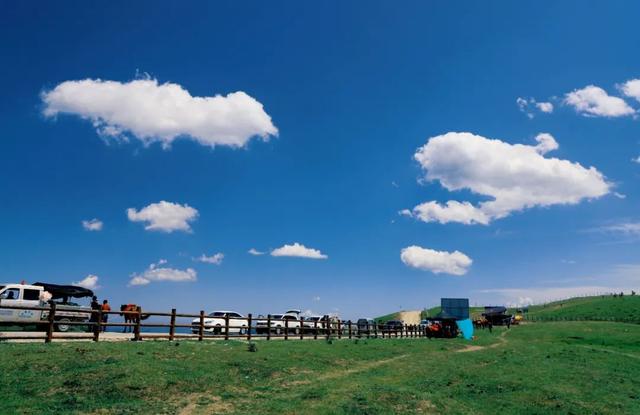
[348,320,352,339]
[198,310,204,341]
[266,314,271,341]
[224,314,230,341]
[169,308,176,341]
[337,319,342,340]
[314,318,318,340]
[299,317,304,340]
[93,308,102,342]
[247,313,252,342]
[284,317,289,341]
[325,316,330,340]
[46,302,56,343]
[134,307,142,341]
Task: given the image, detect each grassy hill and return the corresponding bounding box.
[522,294,640,323]
[1,322,639,414]
[378,294,640,323]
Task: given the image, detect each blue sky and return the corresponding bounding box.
[1,2,639,319]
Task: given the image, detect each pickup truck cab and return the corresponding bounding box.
[191,311,249,335]
[0,282,92,332]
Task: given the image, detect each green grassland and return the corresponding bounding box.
[1,321,639,414]
[523,295,640,322]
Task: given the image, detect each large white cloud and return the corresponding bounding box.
[82,218,103,231]
[129,260,197,286]
[41,78,278,148]
[72,274,100,290]
[127,201,198,233]
[400,246,472,275]
[406,132,610,225]
[564,85,635,117]
[271,242,328,259]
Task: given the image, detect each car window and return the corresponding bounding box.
[272,314,283,319]
[229,313,242,318]
[209,312,225,317]
[0,288,21,300]
[23,289,40,301]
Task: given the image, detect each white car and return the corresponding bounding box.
[256,311,302,335]
[191,311,248,335]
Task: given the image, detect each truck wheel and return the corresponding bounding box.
[239,326,247,335]
[56,318,71,332]
[275,326,282,335]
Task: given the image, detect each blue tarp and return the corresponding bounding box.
[456,318,474,340]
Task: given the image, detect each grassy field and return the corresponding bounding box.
[523,295,640,322]
[1,322,639,414]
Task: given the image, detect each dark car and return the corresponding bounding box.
[357,318,375,334]
[384,319,404,333]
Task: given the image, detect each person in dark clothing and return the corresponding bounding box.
[101,300,111,332]
[89,296,100,332]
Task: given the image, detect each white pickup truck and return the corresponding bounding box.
[0,282,92,332]
[255,309,303,335]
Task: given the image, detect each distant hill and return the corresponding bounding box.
[522,294,640,323]
[377,294,640,324]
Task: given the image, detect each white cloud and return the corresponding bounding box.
[41,78,278,149]
[516,97,553,117]
[400,246,472,275]
[312,296,321,302]
[410,200,489,225]
[405,132,610,225]
[127,201,198,233]
[73,274,100,290]
[533,132,559,154]
[535,102,554,113]
[248,248,265,256]
[82,218,103,231]
[620,78,640,102]
[564,85,635,117]
[196,252,224,265]
[633,156,640,164]
[129,261,197,286]
[271,242,328,259]
[598,221,640,236]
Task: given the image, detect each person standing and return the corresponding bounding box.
[101,299,111,332]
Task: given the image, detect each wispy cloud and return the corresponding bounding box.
[82,218,103,231]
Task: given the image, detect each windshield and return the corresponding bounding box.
[208,312,225,317]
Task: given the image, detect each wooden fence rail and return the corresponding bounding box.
[0,303,430,343]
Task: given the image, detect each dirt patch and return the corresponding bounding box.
[313,354,409,382]
[178,393,234,415]
[456,329,509,353]
[416,399,439,414]
[398,310,422,325]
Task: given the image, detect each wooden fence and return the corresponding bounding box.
[0,304,429,343]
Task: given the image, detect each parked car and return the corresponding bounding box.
[255,313,302,335]
[191,311,248,335]
[357,318,376,335]
[302,315,330,333]
[384,319,404,333]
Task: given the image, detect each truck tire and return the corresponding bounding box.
[56,318,71,332]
